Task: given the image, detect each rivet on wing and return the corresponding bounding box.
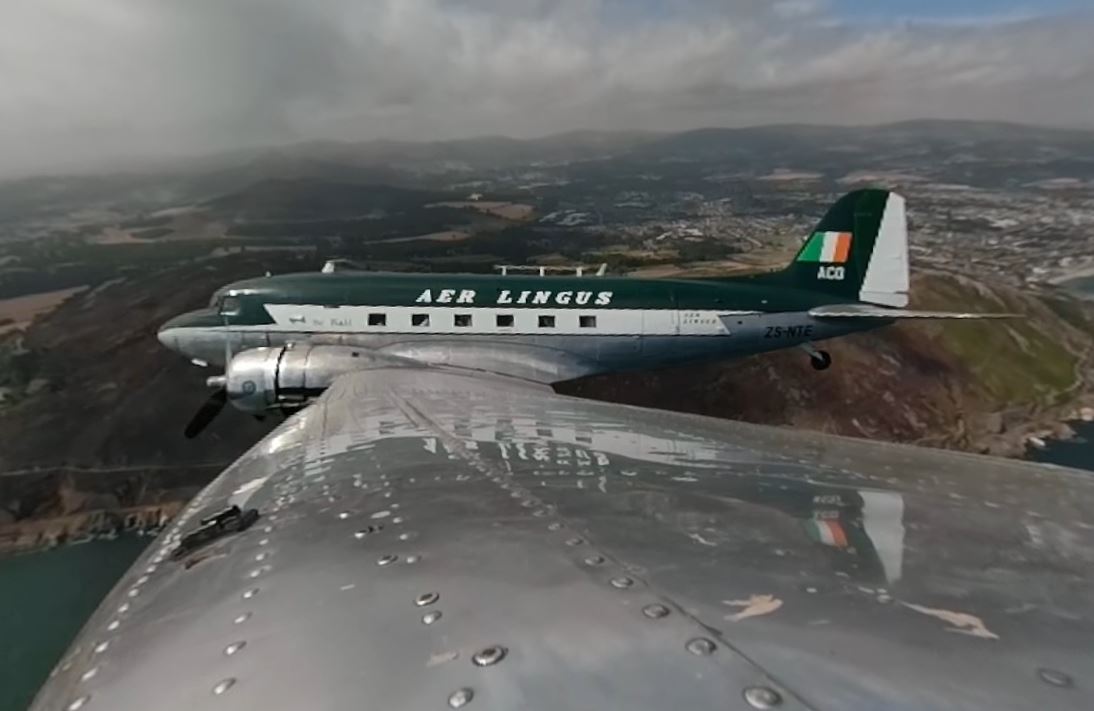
[212,678,236,695]
[67,695,90,711]
[685,637,717,656]
[447,687,474,708]
[471,645,507,667]
[743,685,783,709]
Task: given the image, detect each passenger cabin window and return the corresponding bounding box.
[219,296,242,315]
[411,313,430,327]
[454,313,472,327]
[368,313,386,326]
[496,314,514,328]
[579,315,597,328]
[538,315,555,328]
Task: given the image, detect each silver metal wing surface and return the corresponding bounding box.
[31,365,1094,711]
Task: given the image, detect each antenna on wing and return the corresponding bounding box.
[322,259,367,273]
[494,263,609,276]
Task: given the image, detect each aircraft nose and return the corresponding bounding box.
[158,308,226,363]
[158,309,210,355]
[157,324,179,352]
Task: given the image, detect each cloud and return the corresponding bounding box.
[0,0,1092,177]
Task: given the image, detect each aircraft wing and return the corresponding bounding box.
[810,304,1020,319]
[32,364,1094,711]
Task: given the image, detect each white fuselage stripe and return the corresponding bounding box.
[260,304,757,336]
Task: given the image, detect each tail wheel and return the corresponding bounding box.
[810,350,832,371]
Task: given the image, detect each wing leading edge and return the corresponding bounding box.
[33,365,1094,711]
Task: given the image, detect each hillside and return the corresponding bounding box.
[562,272,1094,455]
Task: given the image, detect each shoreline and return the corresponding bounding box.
[0,502,183,558]
[1047,262,1094,286]
[973,397,1094,459]
[1027,418,1094,470]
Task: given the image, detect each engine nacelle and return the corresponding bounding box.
[218,344,414,414]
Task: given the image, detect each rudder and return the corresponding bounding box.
[782,189,909,307]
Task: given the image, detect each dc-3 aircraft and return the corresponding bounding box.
[157,189,1012,435]
[33,189,1094,711]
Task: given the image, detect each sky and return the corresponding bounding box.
[832,0,1088,20]
[0,0,1092,178]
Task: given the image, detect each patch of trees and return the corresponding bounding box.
[120,215,172,229]
[208,179,457,220]
[676,240,740,262]
[131,227,174,240]
[227,207,472,241]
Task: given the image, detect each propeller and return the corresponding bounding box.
[223,312,233,368]
[184,385,228,439]
[184,311,236,439]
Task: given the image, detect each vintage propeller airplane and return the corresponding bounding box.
[156,189,1011,436]
[35,190,1089,711]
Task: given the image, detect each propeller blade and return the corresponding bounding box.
[222,315,232,367]
[184,388,228,439]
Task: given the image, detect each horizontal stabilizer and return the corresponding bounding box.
[809,304,1021,320]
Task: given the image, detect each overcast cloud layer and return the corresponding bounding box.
[1,0,1093,177]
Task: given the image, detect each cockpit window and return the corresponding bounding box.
[219,296,242,315]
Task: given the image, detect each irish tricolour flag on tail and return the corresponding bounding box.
[798,231,852,263]
[804,518,849,548]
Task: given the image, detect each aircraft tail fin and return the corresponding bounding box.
[780,189,910,307]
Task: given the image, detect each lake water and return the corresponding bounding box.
[0,537,149,711]
[1063,275,1094,295]
[1029,420,1094,471]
